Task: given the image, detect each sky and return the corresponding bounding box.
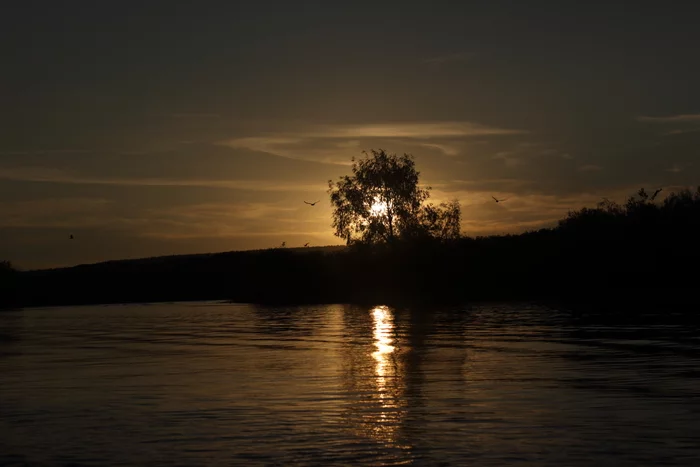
[1,1,699,269]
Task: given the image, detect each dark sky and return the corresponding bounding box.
[2,1,699,268]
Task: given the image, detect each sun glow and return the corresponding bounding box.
[370,198,388,216]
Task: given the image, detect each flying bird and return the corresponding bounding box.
[304,243,309,247]
[69,234,74,240]
[281,242,286,248]
[304,200,320,206]
[651,188,663,200]
[492,196,508,203]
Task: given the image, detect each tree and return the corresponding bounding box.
[328,149,461,245]
[418,199,462,241]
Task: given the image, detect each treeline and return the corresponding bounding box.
[2,187,699,308]
[0,260,19,308]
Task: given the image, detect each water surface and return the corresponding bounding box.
[1,302,699,466]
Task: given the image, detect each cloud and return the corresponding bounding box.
[491,151,522,168]
[430,185,647,236]
[577,164,602,172]
[0,166,327,191]
[637,114,700,137]
[663,128,700,136]
[169,113,220,119]
[303,122,526,139]
[440,177,534,189]
[335,140,361,149]
[433,190,579,234]
[666,163,683,173]
[223,136,352,165]
[0,195,334,242]
[135,202,332,240]
[417,142,461,156]
[0,198,113,228]
[222,121,527,163]
[153,202,298,222]
[636,114,700,123]
[423,52,477,65]
[0,149,91,156]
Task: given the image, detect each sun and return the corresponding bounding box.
[370,198,388,216]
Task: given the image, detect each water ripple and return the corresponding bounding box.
[1,302,699,466]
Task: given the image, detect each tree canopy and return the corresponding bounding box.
[328,149,461,245]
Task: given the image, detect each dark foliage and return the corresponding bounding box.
[0,261,18,308]
[5,186,700,309]
[328,149,460,245]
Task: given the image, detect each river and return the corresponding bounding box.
[1,302,699,466]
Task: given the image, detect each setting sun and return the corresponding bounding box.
[370,198,388,216]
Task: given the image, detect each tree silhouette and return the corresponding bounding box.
[328,149,461,245]
[418,199,462,241]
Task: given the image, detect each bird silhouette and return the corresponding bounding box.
[69,234,74,240]
[492,196,508,203]
[281,241,286,248]
[304,200,320,206]
[651,188,663,201]
[304,243,309,247]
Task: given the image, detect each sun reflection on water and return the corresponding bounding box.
[372,306,395,394]
[338,305,410,457]
[368,305,407,448]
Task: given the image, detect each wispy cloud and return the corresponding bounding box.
[637,113,700,137]
[431,190,595,234]
[169,113,220,119]
[423,52,477,65]
[335,140,361,149]
[0,149,91,156]
[223,136,351,165]
[0,198,331,241]
[136,202,330,240]
[492,151,522,168]
[0,166,327,191]
[304,122,526,139]
[666,163,684,173]
[431,186,646,235]
[636,114,700,123]
[0,198,114,228]
[417,142,461,156]
[429,178,534,198]
[222,121,527,163]
[663,128,700,136]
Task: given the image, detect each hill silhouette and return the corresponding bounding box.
[2,187,699,309]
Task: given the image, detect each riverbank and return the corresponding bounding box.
[5,240,698,310]
[4,186,699,310]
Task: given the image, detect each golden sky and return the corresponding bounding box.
[1,2,699,268]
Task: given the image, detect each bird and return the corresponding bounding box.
[651,188,663,201]
[281,242,286,248]
[492,196,508,203]
[304,200,320,206]
[304,243,309,247]
[69,234,74,240]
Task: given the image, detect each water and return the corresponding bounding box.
[1,302,699,466]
